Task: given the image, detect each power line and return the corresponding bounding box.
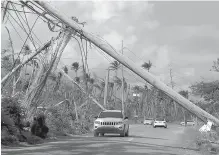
[10,3,41,47]
[7,18,24,42]
[1,7,36,14]
[6,10,39,48]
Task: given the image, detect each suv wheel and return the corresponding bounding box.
[120,130,125,137]
[125,128,129,137]
[153,125,156,128]
[94,131,99,137]
[100,133,104,136]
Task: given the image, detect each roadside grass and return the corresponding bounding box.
[178,125,219,155]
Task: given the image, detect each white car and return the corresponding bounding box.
[180,120,195,126]
[93,110,129,137]
[153,118,167,128]
[143,118,154,125]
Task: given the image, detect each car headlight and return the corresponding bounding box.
[94,121,100,125]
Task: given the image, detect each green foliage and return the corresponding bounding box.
[190,81,219,117]
[71,62,79,72]
[46,107,92,136]
[1,97,45,146]
[109,61,120,71]
[1,97,24,129]
[1,134,19,146]
[63,66,68,74]
[212,58,219,72]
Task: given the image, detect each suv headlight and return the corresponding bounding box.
[94,121,100,125]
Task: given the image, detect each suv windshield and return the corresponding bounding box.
[146,118,153,120]
[156,118,165,121]
[98,112,123,118]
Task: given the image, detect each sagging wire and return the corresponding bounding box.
[72,36,88,87]
[20,1,63,32]
[20,1,146,86]
[22,6,42,46]
[12,15,40,73]
[7,17,24,42]
[2,0,10,22]
[1,6,35,14]
[10,2,39,49]
[6,10,39,50]
[1,15,40,89]
[19,1,50,24]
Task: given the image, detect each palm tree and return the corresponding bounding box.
[113,76,127,91]
[109,61,120,75]
[142,60,152,72]
[141,61,152,118]
[109,61,121,104]
[71,62,79,77]
[63,66,68,74]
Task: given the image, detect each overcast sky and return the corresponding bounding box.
[1,1,219,92]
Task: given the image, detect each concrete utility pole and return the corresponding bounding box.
[104,68,110,108]
[121,41,125,116]
[36,1,219,126]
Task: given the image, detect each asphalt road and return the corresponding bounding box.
[1,124,201,155]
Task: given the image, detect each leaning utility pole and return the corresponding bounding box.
[104,68,110,108]
[35,1,219,126]
[121,41,125,116]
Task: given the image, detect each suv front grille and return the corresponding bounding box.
[101,122,116,125]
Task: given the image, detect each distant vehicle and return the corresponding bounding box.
[93,110,129,137]
[143,118,154,125]
[180,120,195,126]
[153,118,167,128]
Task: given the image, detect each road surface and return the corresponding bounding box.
[1,124,201,155]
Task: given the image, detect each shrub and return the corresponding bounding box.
[31,114,49,139]
[1,97,24,129]
[1,128,19,146]
[1,97,45,146]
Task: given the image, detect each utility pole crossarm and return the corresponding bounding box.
[36,1,219,126]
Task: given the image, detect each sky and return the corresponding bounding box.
[1,1,219,93]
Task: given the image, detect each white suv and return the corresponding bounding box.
[93,110,129,137]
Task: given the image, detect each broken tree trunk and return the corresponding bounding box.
[72,98,79,122]
[35,1,219,126]
[52,28,73,71]
[23,29,72,120]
